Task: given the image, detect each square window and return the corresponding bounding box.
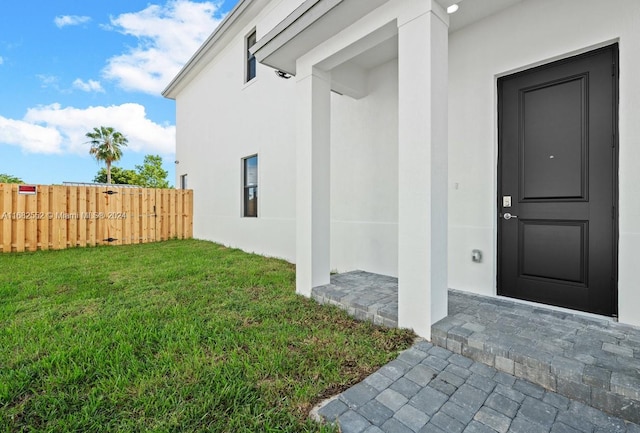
[243,155,257,217]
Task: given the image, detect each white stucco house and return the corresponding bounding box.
[163,0,640,339]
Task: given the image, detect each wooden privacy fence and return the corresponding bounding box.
[0,183,193,253]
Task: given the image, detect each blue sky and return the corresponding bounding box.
[0,0,238,186]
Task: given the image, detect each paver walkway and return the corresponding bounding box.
[314,340,640,433]
[311,271,640,431]
[433,290,640,423]
[313,271,399,327]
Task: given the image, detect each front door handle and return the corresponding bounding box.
[503,212,518,220]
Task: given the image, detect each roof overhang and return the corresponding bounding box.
[252,0,523,76]
[162,0,270,99]
[163,0,525,99]
[251,0,392,76]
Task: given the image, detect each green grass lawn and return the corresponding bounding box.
[0,239,415,432]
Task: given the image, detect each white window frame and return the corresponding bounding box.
[245,29,257,83]
[242,155,258,218]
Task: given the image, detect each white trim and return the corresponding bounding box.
[245,28,258,84]
[495,38,620,79]
[241,154,259,218]
[252,0,340,58]
[492,39,621,306]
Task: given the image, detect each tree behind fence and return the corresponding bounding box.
[0,184,193,253]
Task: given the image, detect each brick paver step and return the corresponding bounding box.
[313,341,640,433]
[311,272,640,427]
[432,290,640,423]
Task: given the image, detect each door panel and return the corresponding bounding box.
[522,77,587,200]
[498,44,618,316]
[519,220,587,284]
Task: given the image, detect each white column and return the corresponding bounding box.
[397,1,449,338]
[295,67,331,296]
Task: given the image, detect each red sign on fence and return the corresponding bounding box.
[18,185,37,195]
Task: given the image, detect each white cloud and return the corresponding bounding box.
[0,117,63,154]
[54,15,92,28]
[0,103,174,156]
[73,78,105,93]
[0,56,4,65]
[103,0,223,95]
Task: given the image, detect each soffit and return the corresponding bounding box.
[252,0,388,76]
[448,0,525,33]
[348,35,398,70]
[253,0,527,76]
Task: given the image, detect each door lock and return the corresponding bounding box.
[503,212,518,220]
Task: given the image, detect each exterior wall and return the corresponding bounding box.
[174,1,302,261]
[174,0,401,273]
[330,59,399,277]
[173,0,640,327]
[448,0,640,326]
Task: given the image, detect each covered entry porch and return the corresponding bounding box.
[251,0,640,339]
[254,0,452,339]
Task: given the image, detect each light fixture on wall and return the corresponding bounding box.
[275,70,292,79]
[447,4,459,14]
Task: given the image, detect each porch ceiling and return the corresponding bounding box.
[252,0,388,76]
[252,0,525,76]
[449,0,525,32]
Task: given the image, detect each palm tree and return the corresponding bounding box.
[86,126,128,184]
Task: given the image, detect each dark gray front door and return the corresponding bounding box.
[497,44,618,316]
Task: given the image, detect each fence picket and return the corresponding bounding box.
[24,188,37,251]
[77,187,87,247]
[68,186,78,248]
[37,186,50,250]
[15,190,26,252]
